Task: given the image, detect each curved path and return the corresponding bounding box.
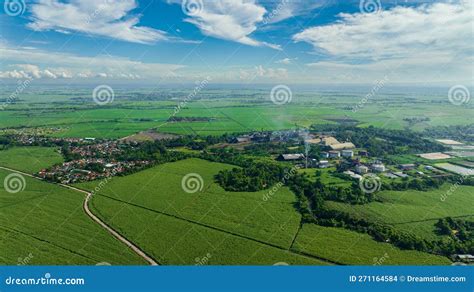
[0,166,158,266]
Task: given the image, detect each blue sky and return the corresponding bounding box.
[0,0,472,85]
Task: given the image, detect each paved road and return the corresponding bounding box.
[0,166,158,266]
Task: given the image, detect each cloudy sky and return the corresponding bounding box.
[0,0,472,85]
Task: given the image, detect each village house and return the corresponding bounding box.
[328,151,340,158]
[372,163,386,173]
[277,153,305,161]
[355,165,369,174]
[399,164,416,171]
[318,160,329,168]
[341,149,354,158]
[452,254,474,263]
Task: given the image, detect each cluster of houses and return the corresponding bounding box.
[69,140,125,157]
[23,135,151,184]
[38,159,151,184]
[12,134,90,146]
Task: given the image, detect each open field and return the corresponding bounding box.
[434,163,474,176]
[0,169,145,265]
[90,195,328,265]
[0,147,63,173]
[292,224,451,265]
[1,88,472,138]
[298,167,352,187]
[75,158,334,264]
[77,158,302,249]
[326,184,474,240]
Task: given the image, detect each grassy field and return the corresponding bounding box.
[77,158,302,249]
[292,224,451,265]
[75,158,333,264]
[298,167,352,187]
[0,146,63,173]
[90,195,328,265]
[1,88,472,138]
[0,169,145,265]
[325,184,474,240]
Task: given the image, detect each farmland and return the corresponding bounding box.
[293,224,451,265]
[1,87,472,138]
[325,184,474,240]
[0,146,63,173]
[0,169,145,265]
[78,158,302,248]
[89,195,327,265]
[0,86,472,266]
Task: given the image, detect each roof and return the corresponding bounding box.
[330,142,356,150]
[305,138,322,144]
[436,139,463,145]
[322,137,340,145]
[455,254,474,259]
[281,154,305,160]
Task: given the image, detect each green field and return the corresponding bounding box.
[0,169,145,265]
[293,224,451,265]
[90,196,327,265]
[0,147,63,173]
[326,184,474,240]
[78,158,302,249]
[76,158,330,264]
[298,167,352,187]
[1,88,472,138]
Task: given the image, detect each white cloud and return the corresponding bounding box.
[293,1,473,83]
[275,57,297,65]
[262,0,329,24]
[0,44,185,79]
[27,0,169,44]
[174,0,280,49]
[294,2,472,61]
[239,65,288,80]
